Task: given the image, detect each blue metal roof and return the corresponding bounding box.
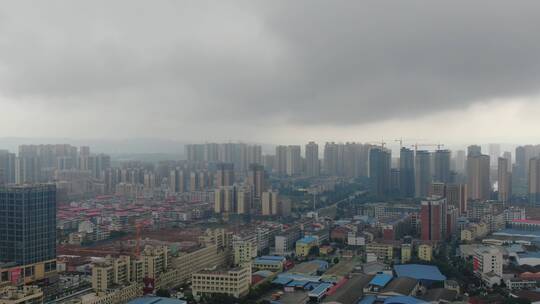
[369,273,393,287]
[394,264,446,282]
[128,297,187,304]
[260,255,286,261]
[286,280,309,288]
[308,283,332,297]
[272,276,293,285]
[305,282,321,290]
[358,295,377,304]
[273,273,321,284]
[383,296,428,304]
[297,236,318,244]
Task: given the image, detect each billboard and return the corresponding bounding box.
[10,268,22,285]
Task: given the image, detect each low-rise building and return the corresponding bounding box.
[92,256,132,292]
[505,278,537,290]
[418,244,433,262]
[233,241,255,266]
[366,242,394,262]
[192,265,251,298]
[252,256,285,272]
[401,244,412,264]
[295,236,318,257]
[0,286,43,304]
[80,283,141,304]
[473,247,503,277]
[347,232,366,246]
[461,222,488,241]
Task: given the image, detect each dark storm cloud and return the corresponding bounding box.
[1,0,540,129]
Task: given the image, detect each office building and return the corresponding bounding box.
[529,157,540,205]
[498,157,512,204]
[420,197,447,241]
[368,147,391,198]
[399,147,415,198]
[415,150,431,198]
[467,154,491,201]
[305,142,320,177]
[0,184,56,266]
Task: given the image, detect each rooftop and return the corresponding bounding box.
[298,236,318,244]
[369,273,393,287]
[382,277,419,296]
[393,264,446,282]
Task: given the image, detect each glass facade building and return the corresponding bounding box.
[0,184,56,266]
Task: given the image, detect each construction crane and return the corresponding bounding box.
[134,222,147,257]
[411,143,445,152]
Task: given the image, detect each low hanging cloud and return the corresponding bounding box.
[1,0,540,140]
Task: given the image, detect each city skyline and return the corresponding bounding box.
[3,2,540,303]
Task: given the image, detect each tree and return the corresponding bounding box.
[156,289,171,298]
[333,257,340,264]
[206,293,237,304]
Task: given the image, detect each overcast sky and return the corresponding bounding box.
[1,0,540,147]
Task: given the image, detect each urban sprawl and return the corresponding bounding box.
[1,142,540,304]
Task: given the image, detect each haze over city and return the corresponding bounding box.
[2,2,540,304]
